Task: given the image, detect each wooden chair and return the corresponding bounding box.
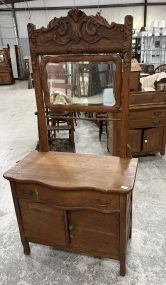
[4,9,138,276]
[95,113,108,141]
[140,63,154,75]
[46,63,75,150]
[154,64,166,73]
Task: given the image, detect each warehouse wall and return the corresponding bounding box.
[0,0,166,58]
[15,0,144,38]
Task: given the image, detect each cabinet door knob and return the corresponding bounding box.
[144,139,148,143]
[68,224,74,231]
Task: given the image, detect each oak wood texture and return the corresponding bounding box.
[108,92,166,156]
[3,9,137,277]
[4,150,138,276]
[129,71,140,92]
[0,47,14,85]
[4,150,137,193]
[27,8,133,156]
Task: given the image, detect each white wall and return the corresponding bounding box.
[0,1,166,56]
[146,6,166,27]
[15,6,144,39]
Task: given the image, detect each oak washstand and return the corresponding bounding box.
[4,9,138,276]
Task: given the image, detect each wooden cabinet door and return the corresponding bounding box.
[19,200,66,246]
[143,127,163,153]
[128,129,142,154]
[68,209,119,258]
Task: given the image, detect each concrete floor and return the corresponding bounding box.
[0,81,166,285]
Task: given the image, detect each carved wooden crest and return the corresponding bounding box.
[27,8,132,55]
[47,9,124,45]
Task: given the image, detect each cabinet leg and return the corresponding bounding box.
[21,235,30,255]
[120,195,127,276]
[160,149,165,156]
[129,192,133,239]
[129,223,132,239]
[23,241,30,255]
[120,259,126,276]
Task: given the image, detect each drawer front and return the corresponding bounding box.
[0,74,11,84]
[129,110,166,128]
[16,183,120,211]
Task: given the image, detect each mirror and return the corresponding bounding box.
[41,55,122,112]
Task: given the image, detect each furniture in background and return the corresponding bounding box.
[95,113,108,141]
[45,63,75,150]
[46,110,75,151]
[140,64,154,75]
[4,9,138,276]
[154,64,166,74]
[0,46,14,84]
[129,71,141,91]
[129,58,141,92]
[108,90,166,156]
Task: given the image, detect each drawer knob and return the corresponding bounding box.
[95,199,112,207]
[35,189,39,200]
[153,119,160,126]
[154,111,161,116]
[144,139,148,143]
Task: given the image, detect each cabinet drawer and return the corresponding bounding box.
[0,74,11,84]
[16,183,120,211]
[129,110,166,128]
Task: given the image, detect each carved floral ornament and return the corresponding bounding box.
[28,8,126,47]
[123,15,133,67]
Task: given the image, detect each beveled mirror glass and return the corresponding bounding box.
[41,54,122,112]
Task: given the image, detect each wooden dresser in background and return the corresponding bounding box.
[0,47,14,85]
[108,91,166,156]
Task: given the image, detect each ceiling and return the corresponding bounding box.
[0,0,35,5]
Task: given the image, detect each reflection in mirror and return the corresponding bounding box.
[46,61,116,107]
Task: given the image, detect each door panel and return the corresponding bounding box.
[143,127,163,153]
[128,129,142,153]
[68,210,119,256]
[19,200,66,245]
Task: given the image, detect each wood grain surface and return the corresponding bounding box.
[4,150,138,193]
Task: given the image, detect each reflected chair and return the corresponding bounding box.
[95,113,108,141]
[46,109,75,149]
[46,63,75,150]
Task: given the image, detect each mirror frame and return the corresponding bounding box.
[40,54,122,113]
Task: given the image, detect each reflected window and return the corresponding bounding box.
[0,54,4,64]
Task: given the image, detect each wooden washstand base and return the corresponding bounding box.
[4,151,138,276]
